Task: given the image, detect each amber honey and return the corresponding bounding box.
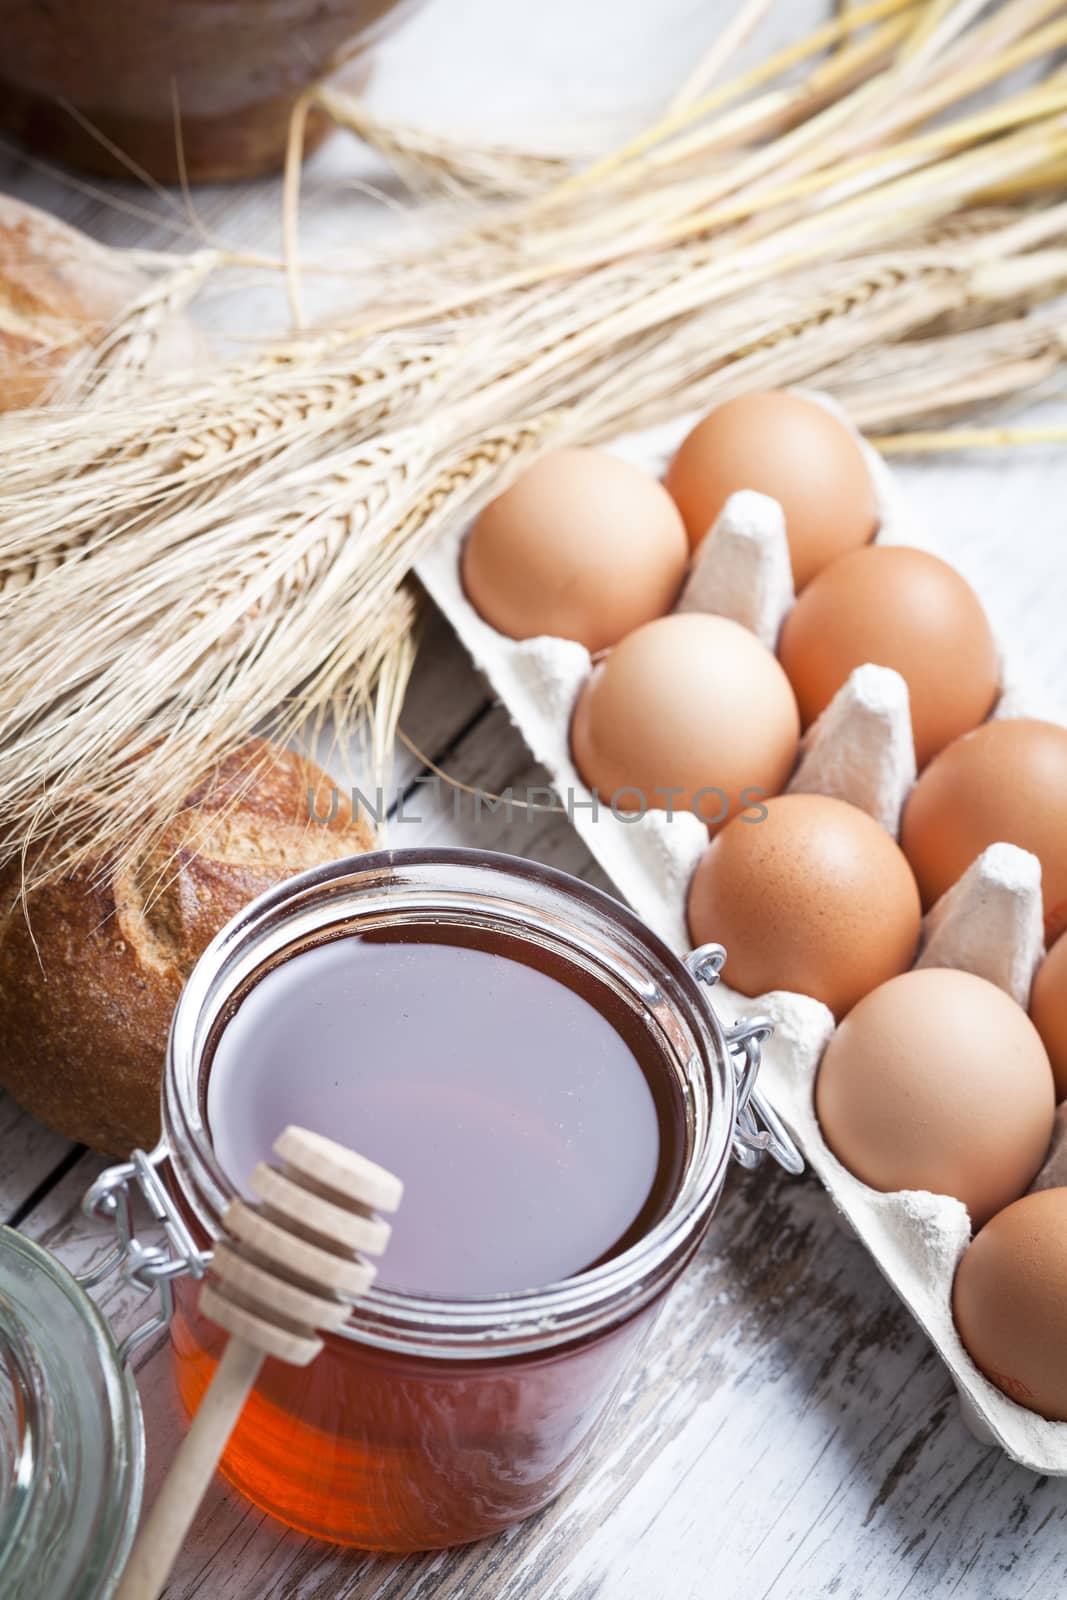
[205,923,686,1296]
[171,1283,658,1549]
[161,850,734,1551]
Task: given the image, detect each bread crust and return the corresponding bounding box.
[0,193,205,410]
[0,194,153,410]
[0,739,376,1153]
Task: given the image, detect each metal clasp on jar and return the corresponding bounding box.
[685,943,804,1176]
[77,1145,210,1362]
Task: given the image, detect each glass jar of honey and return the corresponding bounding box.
[87,848,800,1553]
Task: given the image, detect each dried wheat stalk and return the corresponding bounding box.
[2,0,1067,884]
[309,86,579,200]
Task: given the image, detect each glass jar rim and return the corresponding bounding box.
[0,1227,144,1598]
[162,848,737,1357]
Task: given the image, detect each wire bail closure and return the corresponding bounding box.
[685,943,804,1176]
[78,1146,209,1363]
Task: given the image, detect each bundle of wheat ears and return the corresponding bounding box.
[2,0,1067,883]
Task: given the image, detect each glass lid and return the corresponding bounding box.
[0,1226,144,1600]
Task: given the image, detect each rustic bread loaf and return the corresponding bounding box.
[0,739,375,1154]
[0,193,198,408]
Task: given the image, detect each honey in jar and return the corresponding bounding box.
[162,850,741,1550]
[206,923,686,1296]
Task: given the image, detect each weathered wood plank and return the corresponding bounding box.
[0,1092,78,1220]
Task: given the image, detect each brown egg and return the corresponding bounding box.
[1030,932,1067,1102]
[686,793,921,1017]
[461,447,688,653]
[901,718,1067,942]
[954,1188,1067,1420]
[816,969,1055,1226]
[570,613,799,830]
[664,390,878,589]
[778,545,999,768]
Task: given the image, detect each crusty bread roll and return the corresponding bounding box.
[0,193,198,409]
[0,739,376,1154]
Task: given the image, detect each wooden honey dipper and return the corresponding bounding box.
[116,1125,403,1600]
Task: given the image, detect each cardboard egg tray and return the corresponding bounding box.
[415,391,1067,1474]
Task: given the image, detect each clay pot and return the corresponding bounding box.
[0,0,421,183]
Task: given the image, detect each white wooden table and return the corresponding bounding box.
[3,3,1067,1595]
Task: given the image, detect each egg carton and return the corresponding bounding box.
[415,391,1067,1474]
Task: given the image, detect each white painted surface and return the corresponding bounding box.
[2,1,1067,1595]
